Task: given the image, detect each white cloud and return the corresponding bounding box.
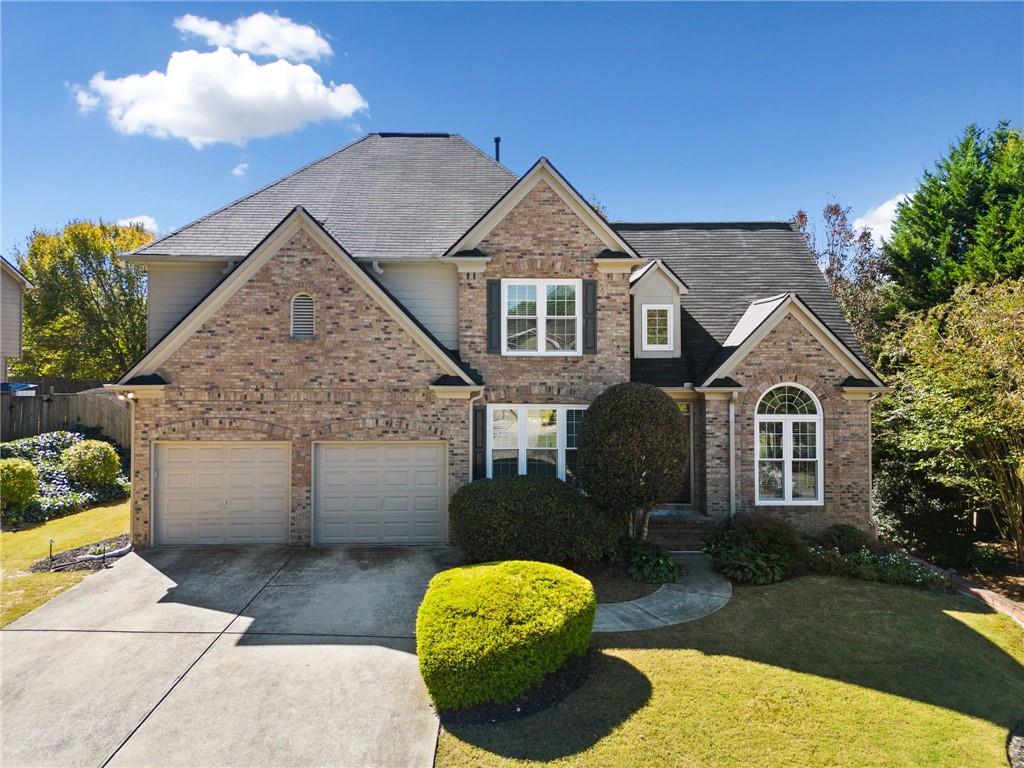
[173,12,331,62]
[231,162,249,177]
[117,214,159,233]
[853,193,911,243]
[70,84,100,113]
[78,47,367,148]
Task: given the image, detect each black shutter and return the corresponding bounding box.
[583,279,598,354]
[486,279,501,353]
[472,405,487,481]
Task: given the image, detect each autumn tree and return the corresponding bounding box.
[11,221,152,381]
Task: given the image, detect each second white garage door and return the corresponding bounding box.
[314,441,447,544]
[154,442,290,546]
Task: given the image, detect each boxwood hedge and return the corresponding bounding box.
[416,560,596,711]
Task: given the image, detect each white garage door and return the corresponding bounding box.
[154,442,290,546]
[314,441,446,544]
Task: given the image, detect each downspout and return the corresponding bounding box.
[728,392,737,518]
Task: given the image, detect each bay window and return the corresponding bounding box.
[755,384,823,505]
[486,404,587,481]
[501,279,582,355]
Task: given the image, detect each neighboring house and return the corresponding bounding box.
[115,133,887,548]
[1,258,33,384]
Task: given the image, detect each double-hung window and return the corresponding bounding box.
[642,304,673,351]
[501,279,582,355]
[755,384,823,505]
[486,404,587,482]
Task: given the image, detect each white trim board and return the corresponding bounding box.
[703,293,884,388]
[444,158,641,259]
[119,207,475,385]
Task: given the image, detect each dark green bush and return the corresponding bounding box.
[806,546,947,588]
[1,458,39,525]
[817,523,887,555]
[61,440,120,487]
[416,560,596,710]
[576,382,687,539]
[614,539,681,583]
[705,512,807,584]
[450,477,620,564]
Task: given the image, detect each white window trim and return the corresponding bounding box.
[641,303,673,351]
[485,404,588,480]
[754,383,824,506]
[290,293,315,340]
[501,279,583,356]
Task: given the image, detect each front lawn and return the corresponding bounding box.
[0,500,130,627]
[436,577,1024,768]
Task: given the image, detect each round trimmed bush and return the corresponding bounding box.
[416,560,596,711]
[61,439,120,487]
[1,458,39,523]
[450,477,620,564]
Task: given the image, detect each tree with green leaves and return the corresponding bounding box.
[10,221,152,381]
[885,123,1024,314]
[885,279,1024,566]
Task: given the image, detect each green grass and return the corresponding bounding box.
[1,500,130,627]
[436,577,1024,768]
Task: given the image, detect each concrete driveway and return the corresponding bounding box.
[1,546,459,768]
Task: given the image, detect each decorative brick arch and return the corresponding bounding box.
[313,415,452,441]
[151,417,293,441]
[484,382,599,404]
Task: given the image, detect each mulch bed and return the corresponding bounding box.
[29,534,131,573]
[1009,720,1024,768]
[572,562,660,603]
[439,648,596,726]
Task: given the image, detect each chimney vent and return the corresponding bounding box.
[494,136,501,163]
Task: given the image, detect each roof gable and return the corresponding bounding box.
[444,158,641,259]
[630,258,688,294]
[1,258,33,289]
[119,207,477,385]
[703,292,884,387]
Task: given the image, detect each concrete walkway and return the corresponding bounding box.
[594,553,732,632]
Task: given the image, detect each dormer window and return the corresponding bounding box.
[501,279,582,356]
[642,304,673,351]
[290,294,315,339]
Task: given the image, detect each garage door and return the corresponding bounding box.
[314,441,446,544]
[153,442,290,546]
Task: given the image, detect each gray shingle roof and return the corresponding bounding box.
[617,222,867,386]
[134,133,517,261]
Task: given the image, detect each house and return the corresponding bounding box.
[1,258,33,384]
[114,133,887,548]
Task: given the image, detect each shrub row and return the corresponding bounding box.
[416,560,596,711]
[0,431,128,527]
[706,514,940,589]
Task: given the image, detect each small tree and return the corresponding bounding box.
[577,382,687,540]
[892,278,1024,567]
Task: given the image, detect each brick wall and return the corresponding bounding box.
[459,180,632,403]
[703,314,873,532]
[132,230,469,547]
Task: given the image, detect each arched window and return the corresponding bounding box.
[755,384,822,505]
[290,294,315,339]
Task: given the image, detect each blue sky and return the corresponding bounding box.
[2,2,1021,256]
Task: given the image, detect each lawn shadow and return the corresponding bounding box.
[441,651,652,761]
[601,576,1024,731]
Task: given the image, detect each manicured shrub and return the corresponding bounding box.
[61,440,120,487]
[806,546,947,588]
[1,458,39,525]
[817,523,887,555]
[417,560,595,711]
[615,538,681,583]
[705,512,807,584]
[577,382,688,540]
[450,477,620,564]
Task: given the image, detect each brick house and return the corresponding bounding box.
[113,133,887,548]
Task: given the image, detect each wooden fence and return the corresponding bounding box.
[1,389,131,447]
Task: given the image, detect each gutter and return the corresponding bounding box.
[729,391,736,518]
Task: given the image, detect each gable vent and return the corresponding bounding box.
[291,294,315,339]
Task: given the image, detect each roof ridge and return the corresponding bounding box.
[612,221,797,231]
[132,133,376,256]
[449,133,517,178]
